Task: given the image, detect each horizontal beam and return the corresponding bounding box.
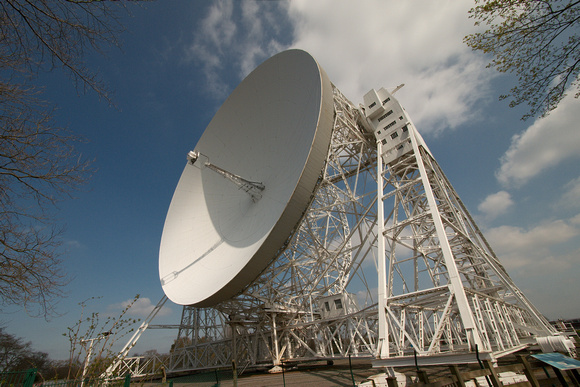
[372,351,493,368]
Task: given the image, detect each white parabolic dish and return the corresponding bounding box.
[159,50,334,307]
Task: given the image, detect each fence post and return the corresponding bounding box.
[482,359,502,387]
[386,376,398,387]
[23,368,37,387]
[349,355,356,387]
[124,372,131,387]
[232,359,238,387]
[517,355,540,387]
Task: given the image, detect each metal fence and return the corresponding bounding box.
[0,370,135,387]
[166,368,234,386]
[0,358,364,386]
[0,368,37,387]
[40,375,130,387]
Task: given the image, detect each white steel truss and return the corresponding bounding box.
[166,87,383,373]
[366,87,556,366]
[123,85,558,376]
[376,142,555,357]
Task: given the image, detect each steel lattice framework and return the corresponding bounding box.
[166,87,383,372]
[106,85,558,377]
[367,86,555,367]
[163,86,556,373]
[374,128,554,366]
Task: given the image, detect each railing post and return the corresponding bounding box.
[450,364,466,387]
[417,370,429,384]
[552,367,569,387]
[386,376,398,387]
[23,368,37,387]
[232,359,238,387]
[349,355,356,387]
[414,349,430,384]
[517,355,540,387]
[482,359,502,387]
[124,372,131,387]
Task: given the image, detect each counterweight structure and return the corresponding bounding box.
[159,86,557,373]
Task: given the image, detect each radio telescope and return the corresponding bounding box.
[159,49,334,307]
[107,49,566,378]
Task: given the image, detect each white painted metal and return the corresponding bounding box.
[104,296,168,378]
[165,87,380,372]
[145,51,558,376]
[376,138,389,359]
[159,49,334,307]
[161,83,557,373]
[365,87,556,367]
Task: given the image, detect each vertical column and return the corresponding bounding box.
[472,294,492,351]
[271,313,281,366]
[377,139,389,359]
[409,128,483,351]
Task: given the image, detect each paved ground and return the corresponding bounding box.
[145,343,580,387]
[163,359,381,386]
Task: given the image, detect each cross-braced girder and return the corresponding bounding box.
[166,87,381,373]
[375,110,555,361]
[163,86,557,374]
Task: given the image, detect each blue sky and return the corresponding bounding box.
[2,0,580,361]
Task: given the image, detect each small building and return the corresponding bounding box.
[316,293,359,319]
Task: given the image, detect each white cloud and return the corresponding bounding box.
[287,0,494,133]
[187,0,235,98]
[189,1,495,134]
[200,0,236,49]
[486,219,580,319]
[496,93,580,187]
[110,297,172,318]
[571,213,580,225]
[556,176,580,210]
[65,239,84,250]
[187,0,289,99]
[485,219,579,272]
[478,191,513,220]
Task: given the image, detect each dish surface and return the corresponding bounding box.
[159,49,334,306]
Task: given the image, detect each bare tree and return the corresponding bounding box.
[465,0,580,120]
[0,1,133,316]
[0,88,88,316]
[0,0,126,99]
[64,296,141,380]
[0,327,31,372]
[0,327,49,373]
